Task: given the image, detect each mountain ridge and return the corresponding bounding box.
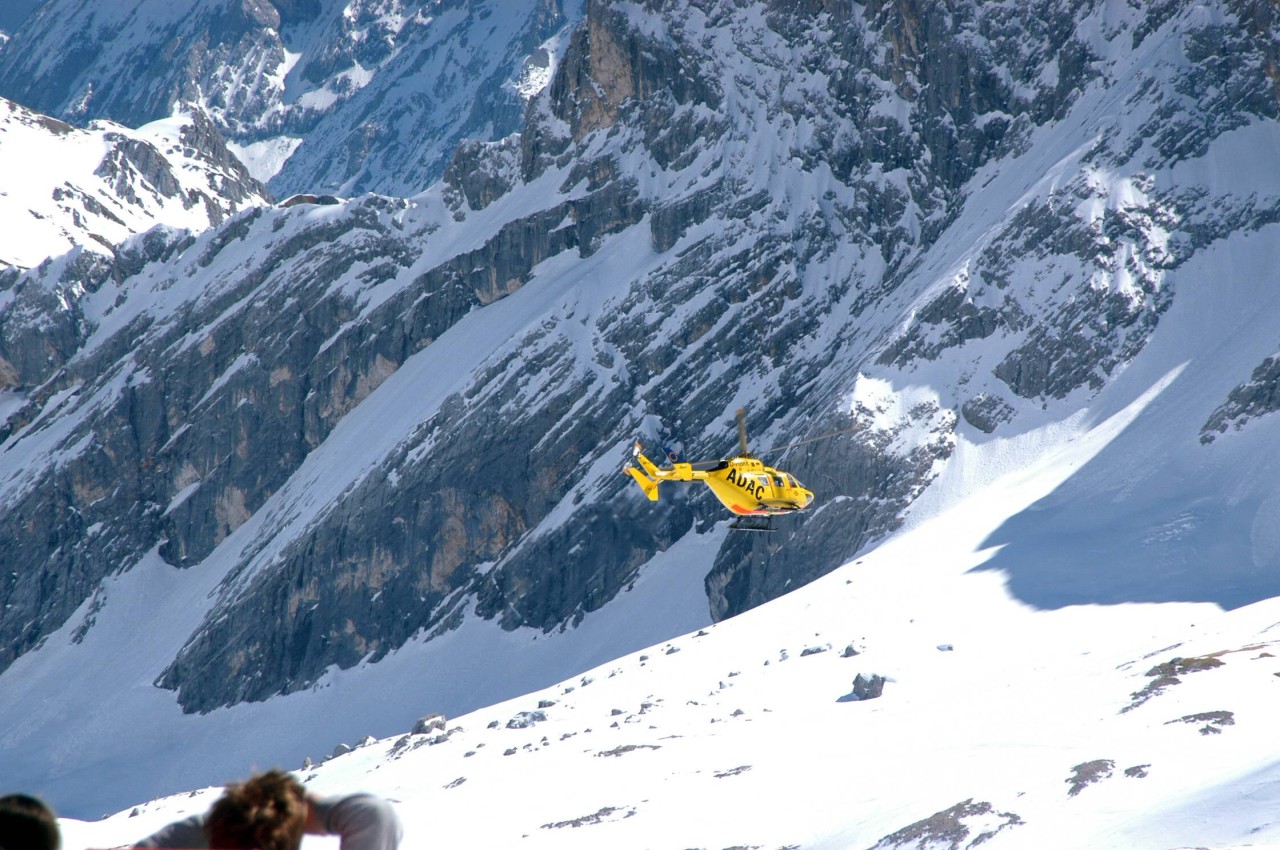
[0,0,583,196]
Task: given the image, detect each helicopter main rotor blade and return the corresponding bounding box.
[736,407,749,456]
[757,423,865,455]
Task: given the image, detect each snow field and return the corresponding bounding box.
[61,414,1280,847]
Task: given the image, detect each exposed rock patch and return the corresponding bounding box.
[1066,759,1115,797]
[1124,655,1226,712]
[1166,710,1235,735]
[867,798,1023,849]
[541,805,636,829]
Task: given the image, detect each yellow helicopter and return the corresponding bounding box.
[624,408,814,531]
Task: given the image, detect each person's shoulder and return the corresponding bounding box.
[326,792,400,822]
[319,793,402,848]
[128,812,208,848]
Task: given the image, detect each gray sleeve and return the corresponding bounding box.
[313,794,403,850]
[133,813,209,848]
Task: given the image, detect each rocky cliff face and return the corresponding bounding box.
[0,0,292,130]
[2,0,1280,756]
[0,0,580,196]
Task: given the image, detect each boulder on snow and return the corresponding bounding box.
[507,710,547,729]
[838,673,886,702]
[853,673,886,700]
[413,713,447,735]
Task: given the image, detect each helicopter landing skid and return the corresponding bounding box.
[728,517,776,532]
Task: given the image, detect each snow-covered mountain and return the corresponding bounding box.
[0,97,266,269]
[2,0,1280,843]
[0,0,581,196]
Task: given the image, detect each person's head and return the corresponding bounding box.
[0,793,60,850]
[206,771,307,850]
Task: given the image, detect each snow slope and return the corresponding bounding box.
[62,391,1280,849]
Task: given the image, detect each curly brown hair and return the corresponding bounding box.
[206,770,307,850]
[0,794,60,850]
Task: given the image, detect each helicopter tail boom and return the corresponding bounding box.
[625,443,714,502]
